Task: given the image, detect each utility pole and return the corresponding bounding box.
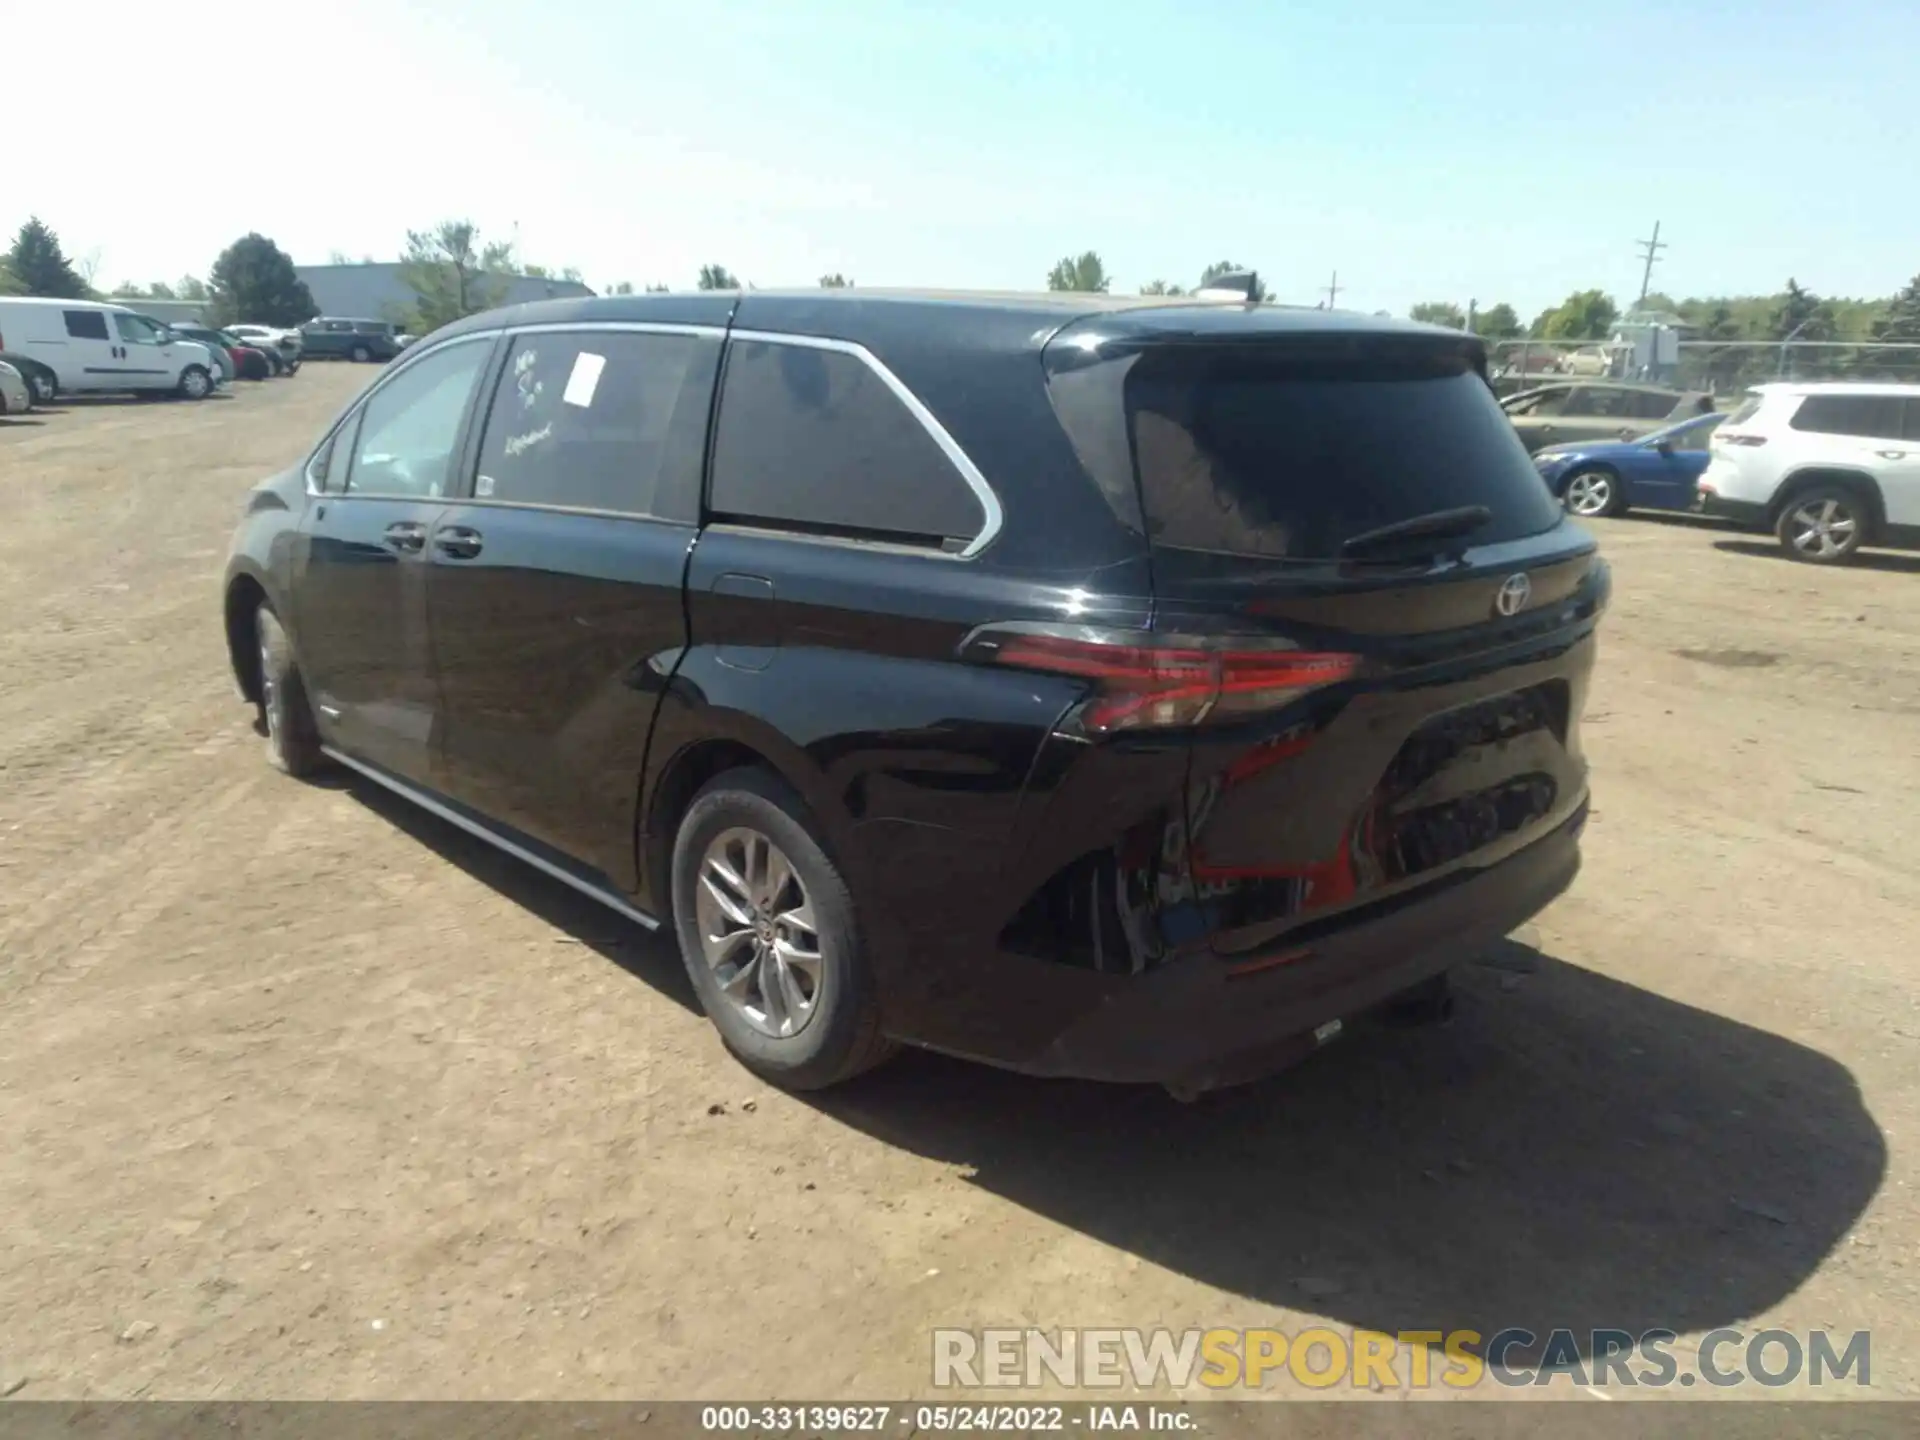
[1634,221,1666,306]
[1325,270,1342,308]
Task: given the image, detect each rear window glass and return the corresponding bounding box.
[1112,341,1562,560]
[1725,392,1765,426]
[1790,393,1905,440]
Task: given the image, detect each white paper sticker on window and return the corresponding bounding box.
[563,351,606,408]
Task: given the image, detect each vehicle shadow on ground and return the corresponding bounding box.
[0,417,46,427]
[1612,510,1742,533]
[817,943,1885,1349]
[1713,538,1920,575]
[336,773,700,1013]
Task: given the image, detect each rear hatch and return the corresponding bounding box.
[1043,319,1605,957]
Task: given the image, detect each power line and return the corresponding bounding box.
[1635,221,1667,305]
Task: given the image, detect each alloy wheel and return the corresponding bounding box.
[257,622,279,740]
[1785,497,1859,560]
[694,827,824,1039]
[1565,472,1613,517]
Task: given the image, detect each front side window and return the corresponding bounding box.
[343,340,491,498]
[1566,387,1632,418]
[709,339,986,545]
[472,330,719,516]
[1790,394,1905,440]
[63,309,111,341]
[1661,415,1722,452]
[113,313,162,345]
[1632,390,1684,419]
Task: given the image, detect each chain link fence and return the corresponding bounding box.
[1486,339,1920,402]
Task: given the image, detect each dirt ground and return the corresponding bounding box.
[2,368,1917,1407]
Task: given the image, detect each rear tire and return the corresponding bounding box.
[1776,485,1867,564]
[255,605,326,778]
[670,767,896,1091]
[350,343,371,363]
[25,369,55,404]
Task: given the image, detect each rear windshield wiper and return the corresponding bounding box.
[1339,505,1493,560]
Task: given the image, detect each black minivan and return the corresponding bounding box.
[223,289,1605,1096]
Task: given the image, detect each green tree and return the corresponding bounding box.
[1471,302,1523,341]
[698,264,740,290]
[177,275,209,302]
[395,221,512,333]
[608,281,635,296]
[1865,273,1920,378]
[1047,251,1110,293]
[818,273,852,288]
[6,217,89,298]
[1540,289,1620,341]
[207,233,317,326]
[1409,301,1466,328]
[645,283,670,294]
[1767,278,1839,377]
[1139,279,1186,295]
[1198,261,1269,300]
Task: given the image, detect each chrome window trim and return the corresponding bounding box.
[303,329,501,496]
[724,328,1005,559]
[504,320,726,340]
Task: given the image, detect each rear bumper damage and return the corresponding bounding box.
[1019,798,1586,1091]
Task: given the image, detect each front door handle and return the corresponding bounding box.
[382,521,427,553]
[433,526,484,559]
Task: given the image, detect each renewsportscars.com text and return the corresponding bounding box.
[933,1326,1872,1391]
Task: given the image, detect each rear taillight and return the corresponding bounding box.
[1718,433,1767,447]
[966,626,1359,735]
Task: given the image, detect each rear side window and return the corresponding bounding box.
[63,310,110,340]
[1790,394,1906,440]
[709,339,987,546]
[1630,390,1683,419]
[473,330,718,517]
[1078,339,1563,561]
[1904,400,1920,443]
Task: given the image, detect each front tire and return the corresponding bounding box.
[1562,466,1623,518]
[670,768,896,1091]
[177,364,212,400]
[255,605,326,777]
[1777,486,1867,564]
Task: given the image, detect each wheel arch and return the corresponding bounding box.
[223,569,272,704]
[1767,468,1885,535]
[638,727,835,917]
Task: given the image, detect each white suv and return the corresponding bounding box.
[1697,382,1920,563]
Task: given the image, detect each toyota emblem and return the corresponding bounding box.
[1494,573,1532,617]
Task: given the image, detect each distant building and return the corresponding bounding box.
[114,298,216,325]
[293,263,595,322]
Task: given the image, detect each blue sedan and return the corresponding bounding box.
[1533,412,1726,518]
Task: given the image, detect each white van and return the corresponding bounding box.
[0,296,223,400]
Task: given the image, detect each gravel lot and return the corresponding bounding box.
[2,367,1916,1406]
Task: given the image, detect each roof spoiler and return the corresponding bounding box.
[1193,270,1262,303]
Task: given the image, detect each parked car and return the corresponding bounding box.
[0,359,29,415]
[1501,381,1711,453]
[230,342,273,381]
[156,322,236,386]
[0,348,58,404]
[0,297,220,399]
[1534,412,1725,517]
[298,317,402,363]
[227,323,303,374]
[1696,382,1920,563]
[222,291,1605,1097]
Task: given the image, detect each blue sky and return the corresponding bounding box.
[9,1,1915,315]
